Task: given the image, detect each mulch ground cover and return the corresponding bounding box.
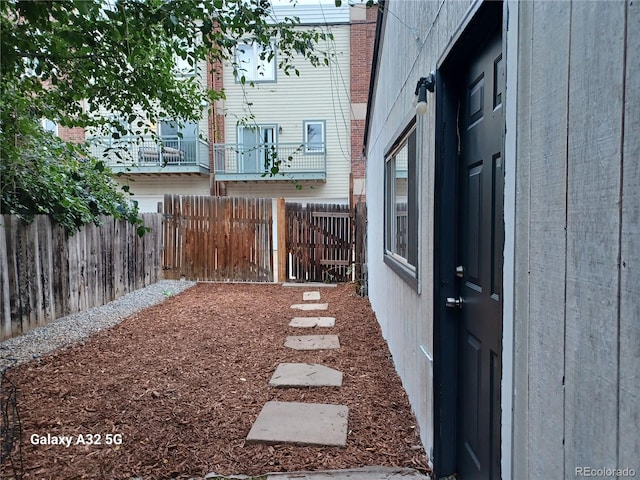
[1,283,430,479]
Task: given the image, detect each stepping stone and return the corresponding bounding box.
[285,335,340,350]
[303,291,321,301]
[289,316,336,328]
[246,401,348,447]
[269,363,343,387]
[291,303,328,311]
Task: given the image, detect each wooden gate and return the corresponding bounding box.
[286,203,352,282]
[163,195,273,281]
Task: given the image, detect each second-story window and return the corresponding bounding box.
[235,42,276,82]
[174,52,197,77]
[171,37,197,76]
[304,120,325,153]
[41,119,58,136]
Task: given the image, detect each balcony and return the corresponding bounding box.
[88,136,210,175]
[213,143,326,182]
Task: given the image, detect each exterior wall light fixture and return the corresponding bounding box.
[415,73,435,115]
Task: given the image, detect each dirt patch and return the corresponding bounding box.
[1,283,430,479]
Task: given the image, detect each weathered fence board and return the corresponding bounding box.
[163,195,273,282]
[0,214,163,341]
[286,203,352,283]
[0,222,11,339]
[354,201,367,292]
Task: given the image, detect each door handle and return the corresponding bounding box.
[446,297,463,309]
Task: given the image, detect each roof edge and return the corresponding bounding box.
[362,0,386,156]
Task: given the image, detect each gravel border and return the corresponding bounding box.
[0,279,196,371]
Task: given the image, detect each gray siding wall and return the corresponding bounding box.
[366,0,639,473]
[513,0,639,476]
[365,0,473,455]
[620,2,640,471]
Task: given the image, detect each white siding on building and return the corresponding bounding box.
[114,176,210,213]
[221,23,351,202]
[270,2,350,25]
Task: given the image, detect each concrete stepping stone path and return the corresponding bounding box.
[289,316,336,328]
[244,290,351,450]
[291,303,328,311]
[285,335,340,350]
[303,291,321,301]
[269,363,343,387]
[246,401,349,447]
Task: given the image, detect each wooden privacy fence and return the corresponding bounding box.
[163,195,273,282]
[286,203,352,282]
[0,214,163,341]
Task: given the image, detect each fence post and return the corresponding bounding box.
[276,198,287,283]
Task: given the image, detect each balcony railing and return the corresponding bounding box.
[213,143,326,181]
[88,136,210,174]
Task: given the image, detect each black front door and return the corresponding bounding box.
[455,28,504,480]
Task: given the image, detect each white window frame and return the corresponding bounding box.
[173,51,197,77]
[303,120,325,153]
[235,42,276,83]
[41,118,58,136]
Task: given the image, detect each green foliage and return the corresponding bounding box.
[1,0,335,233]
[0,86,140,235]
[1,0,333,134]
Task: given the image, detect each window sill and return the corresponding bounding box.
[383,252,419,291]
[234,78,277,85]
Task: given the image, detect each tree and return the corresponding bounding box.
[0,0,332,233]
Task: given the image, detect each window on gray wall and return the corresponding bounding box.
[384,120,418,289]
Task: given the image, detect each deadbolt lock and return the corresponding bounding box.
[446,297,464,309]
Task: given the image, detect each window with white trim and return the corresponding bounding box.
[384,120,418,288]
[41,118,58,136]
[173,50,197,76]
[235,42,276,82]
[304,120,325,153]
